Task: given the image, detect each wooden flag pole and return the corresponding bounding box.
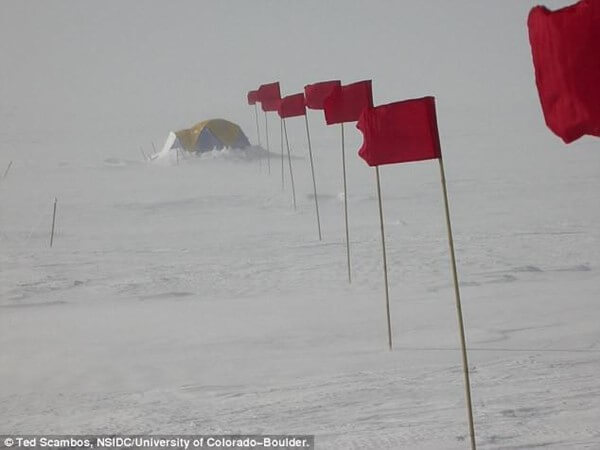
[280,118,285,190]
[438,157,476,450]
[254,104,262,172]
[254,103,262,147]
[264,111,271,174]
[304,114,322,240]
[50,197,57,248]
[282,119,297,210]
[375,166,393,350]
[341,123,351,283]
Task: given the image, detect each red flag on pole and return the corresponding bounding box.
[278,93,306,118]
[323,80,373,125]
[528,0,600,143]
[304,80,341,110]
[357,97,442,167]
[258,82,281,112]
[247,90,259,105]
[357,95,477,448]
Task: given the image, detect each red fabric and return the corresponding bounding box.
[261,98,281,112]
[278,93,306,118]
[323,80,373,125]
[257,82,281,112]
[528,0,600,143]
[247,90,258,105]
[304,80,341,110]
[357,97,442,167]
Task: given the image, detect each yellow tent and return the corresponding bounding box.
[170,119,250,152]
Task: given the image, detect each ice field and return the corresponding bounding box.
[1,122,599,448]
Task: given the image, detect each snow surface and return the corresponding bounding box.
[1,124,599,448]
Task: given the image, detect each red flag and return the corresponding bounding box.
[257,82,281,112]
[278,93,306,118]
[357,97,442,167]
[247,90,258,105]
[528,0,600,143]
[323,80,373,125]
[261,98,280,112]
[304,80,341,110]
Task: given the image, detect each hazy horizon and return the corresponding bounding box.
[1,0,595,162]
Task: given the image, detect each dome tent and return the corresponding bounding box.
[164,119,250,153]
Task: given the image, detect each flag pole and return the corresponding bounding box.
[375,166,392,350]
[282,119,297,210]
[50,197,57,248]
[280,118,285,190]
[341,123,351,283]
[304,114,322,240]
[264,111,271,174]
[254,103,262,147]
[438,157,476,450]
[254,104,262,172]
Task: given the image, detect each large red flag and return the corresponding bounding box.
[304,80,341,110]
[528,0,600,143]
[257,82,281,112]
[323,80,373,125]
[278,93,306,118]
[247,90,259,105]
[357,97,442,167]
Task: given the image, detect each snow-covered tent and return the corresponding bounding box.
[162,119,250,154]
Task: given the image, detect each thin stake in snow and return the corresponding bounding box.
[264,111,271,174]
[50,197,57,248]
[282,119,296,210]
[341,123,351,283]
[438,157,476,450]
[151,142,157,155]
[375,167,392,349]
[280,118,285,190]
[304,114,322,240]
[254,103,262,148]
[3,160,13,179]
[255,104,263,173]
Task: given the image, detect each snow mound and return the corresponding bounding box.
[149,145,268,166]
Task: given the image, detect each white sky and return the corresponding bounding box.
[0,0,584,158]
